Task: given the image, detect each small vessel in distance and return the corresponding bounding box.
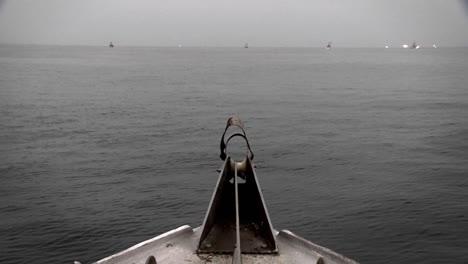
[244,43,248,48]
[90,117,359,264]
[411,42,420,49]
[326,41,332,49]
[109,41,114,48]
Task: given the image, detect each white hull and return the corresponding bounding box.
[94,225,358,264]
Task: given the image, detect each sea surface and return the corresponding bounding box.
[1,45,467,264]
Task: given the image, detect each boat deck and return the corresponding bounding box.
[94,225,358,264]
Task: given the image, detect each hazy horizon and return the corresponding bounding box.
[1,0,468,48]
[2,43,468,48]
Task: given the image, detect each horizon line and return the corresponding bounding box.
[1,42,467,48]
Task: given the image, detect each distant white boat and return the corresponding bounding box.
[385,45,389,49]
[433,44,438,48]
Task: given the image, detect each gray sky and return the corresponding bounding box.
[0,0,467,47]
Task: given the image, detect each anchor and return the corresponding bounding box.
[197,117,278,264]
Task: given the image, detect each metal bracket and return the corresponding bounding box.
[219,117,254,161]
[198,118,277,264]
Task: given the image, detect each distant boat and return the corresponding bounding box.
[109,42,114,48]
[244,43,248,48]
[326,42,332,49]
[411,42,420,49]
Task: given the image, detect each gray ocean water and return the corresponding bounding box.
[1,45,467,264]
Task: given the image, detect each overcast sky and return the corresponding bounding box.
[0,0,467,47]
